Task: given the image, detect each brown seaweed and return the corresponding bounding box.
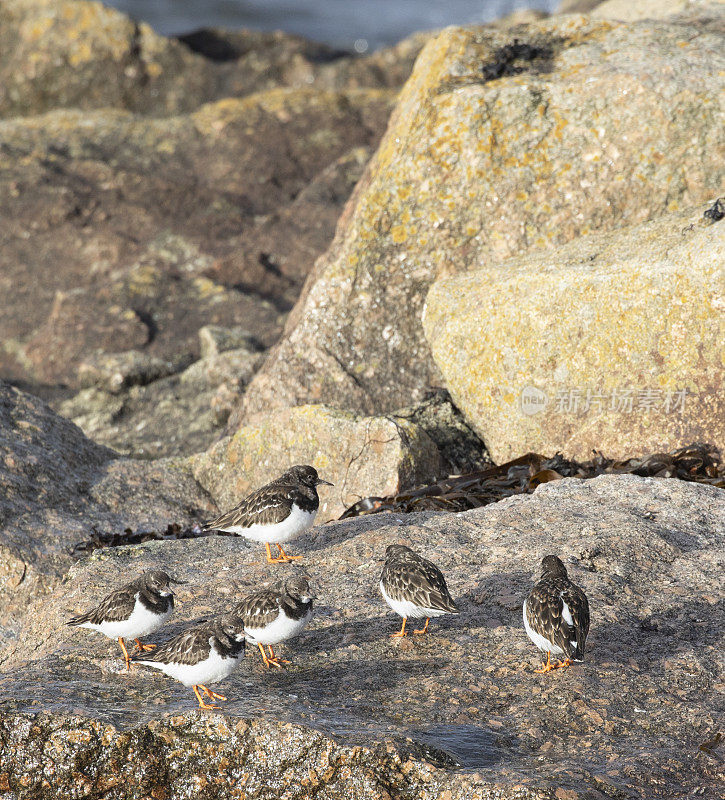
[340,443,724,518]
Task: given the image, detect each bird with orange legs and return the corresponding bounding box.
[379,544,459,637]
[66,570,181,670]
[131,613,246,709]
[523,555,590,673]
[202,465,332,564]
[234,576,316,668]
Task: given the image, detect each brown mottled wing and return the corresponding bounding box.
[133,621,213,666]
[66,580,140,625]
[382,557,458,613]
[526,577,589,660]
[235,589,282,629]
[203,482,295,530]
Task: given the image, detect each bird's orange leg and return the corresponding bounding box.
[256,642,282,668]
[118,637,132,671]
[413,618,430,635]
[267,645,290,665]
[534,652,553,673]
[391,618,408,637]
[200,685,227,701]
[264,542,298,563]
[534,654,572,673]
[193,685,220,710]
[276,543,302,562]
[133,638,156,652]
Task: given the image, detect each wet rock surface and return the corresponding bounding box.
[1,475,723,798]
[241,11,725,420]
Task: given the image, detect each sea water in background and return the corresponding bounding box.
[105,0,559,49]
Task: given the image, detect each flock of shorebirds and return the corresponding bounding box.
[66,465,591,710]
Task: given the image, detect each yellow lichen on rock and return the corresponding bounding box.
[190,404,441,519]
[243,11,725,417]
[423,204,725,461]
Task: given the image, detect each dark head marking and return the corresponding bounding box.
[285,465,333,488]
[218,613,246,642]
[385,543,416,559]
[540,555,568,579]
[284,575,316,601]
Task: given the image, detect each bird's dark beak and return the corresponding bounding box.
[316,478,333,487]
[308,588,318,599]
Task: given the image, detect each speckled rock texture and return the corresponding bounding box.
[0,0,427,118]
[592,0,725,23]
[191,404,443,520]
[422,203,725,462]
[0,88,393,395]
[240,11,725,421]
[0,381,214,642]
[1,475,723,799]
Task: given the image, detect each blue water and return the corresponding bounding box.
[105,0,559,50]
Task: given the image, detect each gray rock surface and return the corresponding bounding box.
[1,474,723,798]
[0,381,214,642]
[59,346,264,459]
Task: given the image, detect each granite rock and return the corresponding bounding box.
[241,12,725,420]
[1,475,723,799]
[423,203,725,462]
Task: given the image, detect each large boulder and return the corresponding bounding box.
[0,0,426,118]
[0,89,394,394]
[191,404,443,520]
[1,475,723,798]
[423,203,725,463]
[240,12,725,421]
[0,381,213,641]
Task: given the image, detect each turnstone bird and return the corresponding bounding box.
[234,575,316,668]
[203,465,333,564]
[131,612,246,709]
[523,555,590,673]
[66,570,181,670]
[380,544,459,637]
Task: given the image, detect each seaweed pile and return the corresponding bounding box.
[340,443,724,517]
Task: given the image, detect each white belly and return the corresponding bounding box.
[79,595,172,640]
[523,600,564,655]
[245,609,312,646]
[137,642,242,687]
[379,582,446,620]
[223,504,316,543]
